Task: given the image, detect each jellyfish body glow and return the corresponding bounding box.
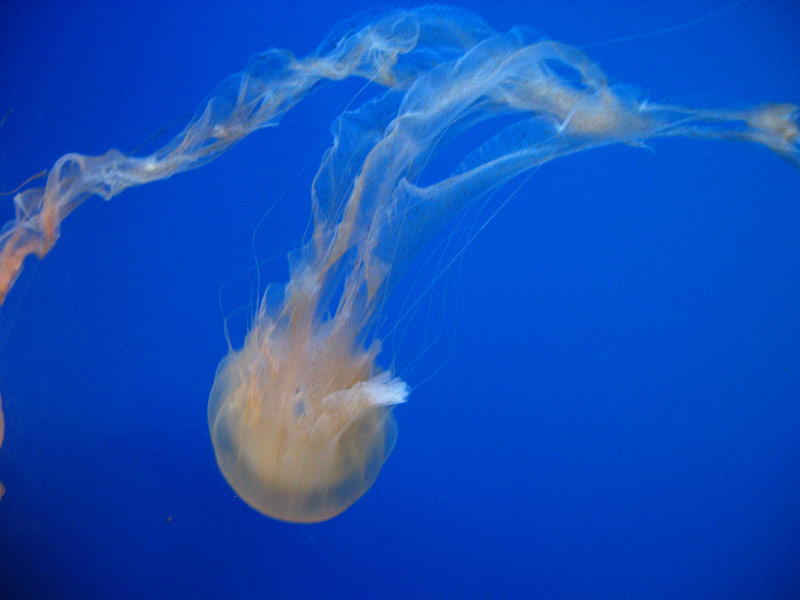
[0,7,797,521]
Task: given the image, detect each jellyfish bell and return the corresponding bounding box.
[208,264,408,523]
[208,339,405,523]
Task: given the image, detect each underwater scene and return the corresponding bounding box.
[0,1,798,598]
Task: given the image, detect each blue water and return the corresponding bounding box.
[1,1,798,598]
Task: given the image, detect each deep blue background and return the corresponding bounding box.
[0,1,798,598]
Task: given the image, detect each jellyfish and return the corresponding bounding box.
[0,7,797,522]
